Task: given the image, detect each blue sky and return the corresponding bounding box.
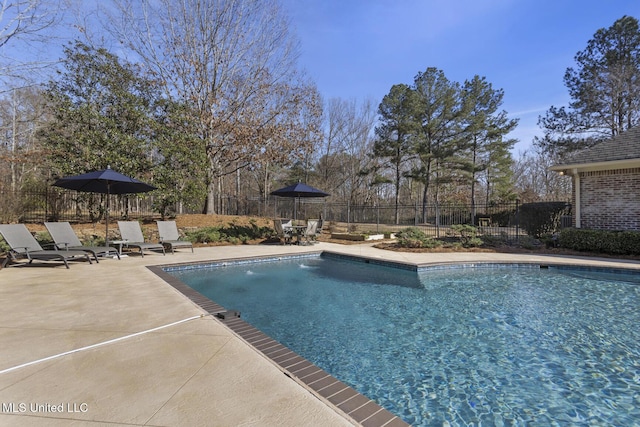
[283,0,640,153]
[3,1,639,154]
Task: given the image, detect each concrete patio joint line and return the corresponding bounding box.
[0,314,212,375]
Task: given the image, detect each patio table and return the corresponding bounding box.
[109,240,128,255]
[286,225,307,245]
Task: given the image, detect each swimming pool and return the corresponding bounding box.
[167,254,640,426]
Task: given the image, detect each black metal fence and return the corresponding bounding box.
[297,200,527,240]
[0,189,570,241]
[0,189,160,224]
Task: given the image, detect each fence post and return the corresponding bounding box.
[515,198,520,242]
[435,202,440,238]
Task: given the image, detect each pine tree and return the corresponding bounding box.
[538,15,640,156]
[459,75,518,218]
[374,84,419,224]
[411,67,464,222]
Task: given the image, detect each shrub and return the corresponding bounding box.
[81,234,105,246]
[449,224,483,248]
[396,227,442,248]
[558,228,640,255]
[185,223,273,245]
[519,202,569,238]
[0,237,8,253]
[480,234,507,247]
[35,231,54,248]
[519,235,542,250]
[487,209,514,227]
[185,227,221,244]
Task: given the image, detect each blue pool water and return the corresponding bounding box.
[169,256,640,426]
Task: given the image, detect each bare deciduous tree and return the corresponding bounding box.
[0,0,65,86]
[109,0,314,214]
[0,85,48,191]
[315,97,378,204]
[0,0,61,48]
[513,148,571,202]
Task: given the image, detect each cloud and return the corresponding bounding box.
[509,106,551,117]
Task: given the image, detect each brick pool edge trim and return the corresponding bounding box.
[147,254,410,427]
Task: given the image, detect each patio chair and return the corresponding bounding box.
[156,220,193,254]
[0,224,92,269]
[308,218,323,243]
[302,219,319,245]
[44,222,120,262]
[273,219,293,245]
[117,221,166,257]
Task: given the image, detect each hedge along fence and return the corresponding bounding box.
[518,201,571,238]
[558,228,640,255]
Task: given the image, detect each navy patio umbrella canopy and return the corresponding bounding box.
[53,167,156,194]
[52,166,156,244]
[271,183,329,219]
[270,182,330,198]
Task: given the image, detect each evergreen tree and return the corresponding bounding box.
[374,69,521,211]
[374,84,419,224]
[482,141,516,204]
[459,75,517,215]
[39,40,207,217]
[411,67,464,222]
[152,100,208,217]
[538,15,640,156]
[40,41,158,177]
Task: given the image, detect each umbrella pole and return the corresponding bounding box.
[105,185,110,246]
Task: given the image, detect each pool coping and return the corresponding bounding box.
[148,250,640,427]
[148,251,410,427]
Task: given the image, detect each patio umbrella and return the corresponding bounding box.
[52,166,156,244]
[271,182,329,220]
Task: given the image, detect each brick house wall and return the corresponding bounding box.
[576,168,640,230]
[551,127,640,231]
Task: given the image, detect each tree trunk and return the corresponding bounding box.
[421,160,432,223]
[205,180,216,214]
[235,167,240,215]
[470,136,478,225]
[10,90,17,192]
[394,161,401,225]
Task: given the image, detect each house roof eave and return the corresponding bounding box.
[549,158,640,175]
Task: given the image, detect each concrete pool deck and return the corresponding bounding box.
[1,242,640,426]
